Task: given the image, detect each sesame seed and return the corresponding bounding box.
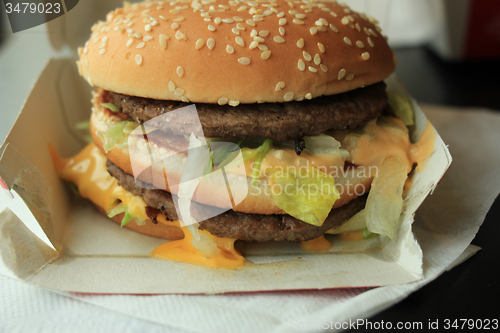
[275,81,285,91]
[279,27,285,36]
[298,59,305,71]
[218,98,228,105]
[232,27,240,35]
[229,100,240,107]
[195,38,204,50]
[261,50,271,60]
[236,23,245,30]
[208,25,216,31]
[368,28,378,37]
[344,37,353,46]
[305,93,312,99]
[226,44,234,53]
[293,19,304,25]
[126,39,134,47]
[302,51,312,61]
[273,36,285,43]
[101,36,108,42]
[246,19,256,26]
[259,30,269,37]
[355,23,361,32]
[159,34,168,49]
[277,12,285,18]
[295,13,306,19]
[238,5,247,11]
[171,22,179,30]
[361,52,370,60]
[308,66,317,73]
[279,18,287,26]
[136,42,145,49]
[170,8,179,14]
[135,54,142,65]
[177,66,184,77]
[134,32,142,38]
[288,10,298,15]
[250,29,258,37]
[174,16,185,22]
[317,43,325,53]
[145,24,151,32]
[168,81,175,92]
[174,88,184,96]
[234,16,244,22]
[356,40,365,48]
[253,36,264,42]
[346,73,354,81]
[151,20,158,27]
[338,69,346,80]
[314,54,321,65]
[207,38,215,50]
[258,44,268,51]
[214,17,222,25]
[330,24,338,32]
[284,92,294,101]
[320,64,328,73]
[348,15,354,22]
[159,15,167,21]
[222,18,234,24]
[235,37,245,47]
[310,27,318,35]
[341,17,349,25]
[99,49,106,55]
[143,36,153,41]
[127,21,134,27]
[364,27,370,36]
[249,41,259,49]
[296,38,305,49]
[238,57,251,65]
[367,37,375,47]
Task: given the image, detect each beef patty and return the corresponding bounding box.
[107,161,366,242]
[100,81,387,141]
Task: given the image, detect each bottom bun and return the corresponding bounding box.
[95,205,184,240]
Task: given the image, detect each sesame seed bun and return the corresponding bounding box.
[77,0,395,104]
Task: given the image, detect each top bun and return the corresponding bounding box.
[77,0,395,104]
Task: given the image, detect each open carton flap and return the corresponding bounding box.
[0,56,452,293]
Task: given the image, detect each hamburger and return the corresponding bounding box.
[53,0,430,269]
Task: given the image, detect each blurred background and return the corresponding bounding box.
[0,0,499,329]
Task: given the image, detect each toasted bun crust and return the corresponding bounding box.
[95,205,184,240]
[90,111,373,215]
[77,0,395,104]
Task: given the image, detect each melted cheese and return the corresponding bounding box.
[410,120,436,172]
[51,143,245,270]
[338,230,365,242]
[300,235,332,251]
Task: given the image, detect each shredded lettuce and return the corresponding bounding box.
[100,102,120,112]
[388,91,415,126]
[365,157,407,239]
[268,166,339,226]
[96,120,138,152]
[107,200,146,227]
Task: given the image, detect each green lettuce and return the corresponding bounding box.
[268,166,339,226]
[96,121,138,153]
[100,102,120,112]
[388,91,415,126]
[107,200,145,227]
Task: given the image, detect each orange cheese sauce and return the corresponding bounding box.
[338,230,365,242]
[300,235,332,251]
[410,120,436,172]
[51,143,245,270]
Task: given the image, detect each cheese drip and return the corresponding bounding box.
[51,143,245,269]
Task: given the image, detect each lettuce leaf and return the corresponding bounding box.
[107,201,146,227]
[268,166,339,226]
[388,91,415,126]
[365,157,407,239]
[96,121,138,153]
[100,102,120,112]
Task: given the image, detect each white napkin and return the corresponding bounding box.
[1,105,499,332]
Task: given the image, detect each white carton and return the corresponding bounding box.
[0,1,451,294]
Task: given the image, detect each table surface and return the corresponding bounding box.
[1,22,499,330]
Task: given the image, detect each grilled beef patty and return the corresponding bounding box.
[100,81,387,141]
[107,161,366,242]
